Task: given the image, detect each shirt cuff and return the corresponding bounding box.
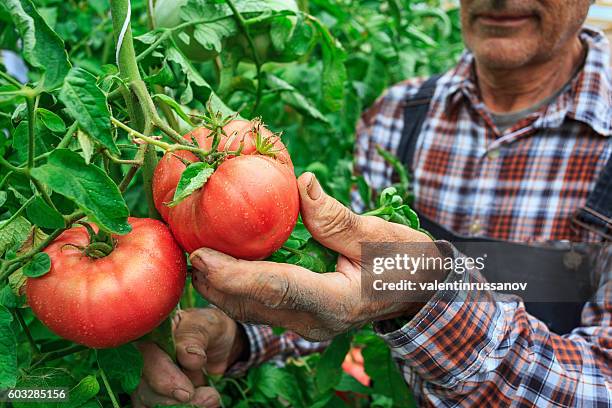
[225,323,268,377]
[374,244,513,388]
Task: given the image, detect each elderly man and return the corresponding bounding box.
[133,0,611,407]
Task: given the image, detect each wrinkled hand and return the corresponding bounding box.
[190,173,444,341]
[132,308,246,407]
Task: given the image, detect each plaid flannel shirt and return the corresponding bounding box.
[229,28,612,407]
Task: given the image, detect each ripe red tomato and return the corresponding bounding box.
[152,119,299,260]
[26,218,186,349]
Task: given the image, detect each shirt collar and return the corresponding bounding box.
[439,27,612,137]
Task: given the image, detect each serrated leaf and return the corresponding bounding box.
[315,332,351,392]
[167,47,210,89]
[5,0,71,89]
[362,336,414,407]
[14,368,75,408]
[22,252,51,277]
[8,269,26,297]
[0,216,31,256]
[0,306,17,389]
[152,94,194,126]
[65,375,100,408]
[312,19,346,111]
[167,162,214,207]
[26,196,65,229]
[249,364,303,407]
[37,108,66,133]
[266,74,329,124]
[30,149,131,234]
[59,67,117,154]
[76,129,95,164]
[97,344,143,394]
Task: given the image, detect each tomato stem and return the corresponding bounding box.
[97,358,121,408]
[14,308,40,357]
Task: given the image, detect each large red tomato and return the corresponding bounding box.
[26,218,186,349]
[153,119,299,260]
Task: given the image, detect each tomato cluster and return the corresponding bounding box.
[153,119,299,260]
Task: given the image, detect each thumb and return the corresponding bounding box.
[297,172,370,258]
[174,309,211,372]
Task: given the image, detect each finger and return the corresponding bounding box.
[297,172,370,257]
[190,249,334,312]
[132,381,188,408]
[184,368,207,388]
[297,173,431,256]
[194,273,342,341]
[138,342,195,403]
[192,387,221,408]
[174,309,212,371]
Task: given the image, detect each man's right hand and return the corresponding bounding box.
[132,308,248,408]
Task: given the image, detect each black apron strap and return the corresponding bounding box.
[397,75,441,172]
[573,154,612,240]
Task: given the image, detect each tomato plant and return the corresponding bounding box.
[0,0,462,406]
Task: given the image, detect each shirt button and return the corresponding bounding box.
[469,219,482,234]
[487,148,500,160]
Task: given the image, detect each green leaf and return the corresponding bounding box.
[5,0,70,90]
[26,196,65,229]
[65,375,100,408]
[30,149,131,234]
[0,285,18,308]
[249,364,304,408]
[0,191,7,208]
[167,46,211,90]
[37,108,66,133]
[59,67,117,154]
[76,129,95,164]
[12,119,60,162]
[266,74,329,124]
[167,162,214,207]
[0,306,17,389]
[311,19,346,112]
[362,336,414,407]
[22,252,51,278]
[14,368,75,408]
[152,94,194,126]
[97,344,143,394]
[0,216,31,256]
[315,332,351,392]
[336,372,372,395]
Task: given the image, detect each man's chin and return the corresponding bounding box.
[470,38,539,70]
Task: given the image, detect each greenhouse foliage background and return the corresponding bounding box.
[0,0,464,407]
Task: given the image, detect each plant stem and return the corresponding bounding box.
[0,196,36,232]
[0,70,22,87]
[111,117,207,155]
[0,155,25,173]
[103,149,143,165]
[109,0,142,83]
[14,308,40,356]
[142,144,160,219]
[31,178,57,211]
[0,172,13,190]
[26,97,36,170]
[98,361,121,408]
[30,344,87,369]
[1,211,84,277]
[225,0,263,113]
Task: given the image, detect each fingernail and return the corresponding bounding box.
[186,345,205,357]
[190,254,209,277]
[306,173,322,200]
[172,389,191,403]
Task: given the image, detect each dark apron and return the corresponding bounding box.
[397,76,611,335]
